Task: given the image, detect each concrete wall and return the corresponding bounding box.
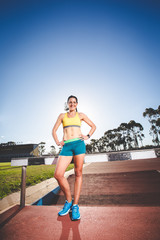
[130,150,156,160]
[85,153,108,163]
[84,149,157,163]
[44,157,58,165]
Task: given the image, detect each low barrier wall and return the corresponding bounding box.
[85,153,107,163]
[11,149,158,166]
[130,150,156,160]
[84,149,158,163]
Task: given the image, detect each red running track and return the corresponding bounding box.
[0,205,160,240]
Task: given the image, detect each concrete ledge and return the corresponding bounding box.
[0,177,59,213]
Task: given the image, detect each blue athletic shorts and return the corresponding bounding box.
[59,139,86,156]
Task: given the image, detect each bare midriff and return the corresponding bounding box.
[63,126,82,141]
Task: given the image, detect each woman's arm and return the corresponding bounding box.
[80,113,96,140]
[52,113,64,147]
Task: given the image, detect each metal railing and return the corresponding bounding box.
[11,157,57,208]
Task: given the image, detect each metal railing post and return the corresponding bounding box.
[20,166,27,208]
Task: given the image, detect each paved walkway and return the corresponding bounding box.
[0,158,160,240]
[1,205,160,240]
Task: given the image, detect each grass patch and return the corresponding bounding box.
[0,162,74,199]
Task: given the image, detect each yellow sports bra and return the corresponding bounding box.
[62,112,81,128]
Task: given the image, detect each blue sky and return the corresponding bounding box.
[0,0,160,153]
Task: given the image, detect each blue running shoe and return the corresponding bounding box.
[58,200,73,216]
[71,204,81,221]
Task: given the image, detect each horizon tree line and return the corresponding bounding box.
[1,105,159,155]
[86,105,160,154]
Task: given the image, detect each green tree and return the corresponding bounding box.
[50,145,56,155]
[1,141,16,146]
[38,142,46,155]
[90,139,98,153]
[128,120,144,148]
[112,128,123,151]
[102,134,109,151]
[102,120,144,152]
[96,136,106,152]
[143,106,160,146]
[86,144,92,153]
[119,123,129,150]
[104,130,117,151]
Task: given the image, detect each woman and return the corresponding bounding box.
[52,95,96,221]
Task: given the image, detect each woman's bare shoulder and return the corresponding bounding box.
[58,113,66,120]
[78,112,86,119]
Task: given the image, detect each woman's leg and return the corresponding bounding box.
[54,156,73,202]
[73,154,85,205]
